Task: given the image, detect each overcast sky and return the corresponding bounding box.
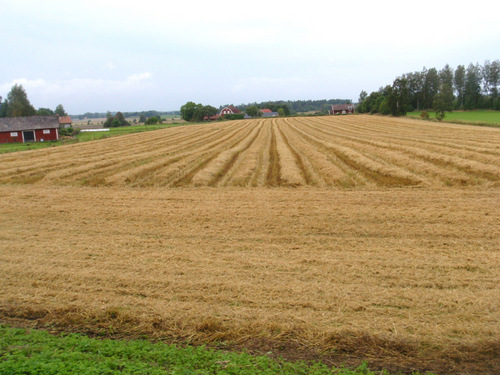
[1,0,499,114]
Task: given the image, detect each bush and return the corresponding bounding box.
[435,111,446,121]
[222,113,245,120]
[59,127,80,137]
[420,110,430,120]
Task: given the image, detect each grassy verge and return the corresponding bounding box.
[0,123,186,154]
[406,110,500,126]
[0,325,401,375]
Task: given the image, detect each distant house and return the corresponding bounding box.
[260,108,279,118]
[330,104,354,115]
[0,116,60,143]
[58,115,73,128]
[219,105,242,118]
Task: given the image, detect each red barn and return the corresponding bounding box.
[0,116,60,143]
[330,104,354,115]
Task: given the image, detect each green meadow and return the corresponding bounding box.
[406,110,500,126]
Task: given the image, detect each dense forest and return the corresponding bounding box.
[358,60,500,117]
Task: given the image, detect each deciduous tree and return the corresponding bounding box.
[422,68,439,109]
[192,105,217,122]
[115,111,128,126]
[1,84,36,117]
[246,105,261,118]
[438,65,455,112]
[180,101,202,122]
[55,104,67,116]
[454,65,466,109]
[37,108,55,116]
[145,116,159,125]
[464,63,482,109]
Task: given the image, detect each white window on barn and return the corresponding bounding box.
[43,129,51,134]
[10,132,18,137]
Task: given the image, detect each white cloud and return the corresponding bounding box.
[1,73,154,112]
[127,72,152,82]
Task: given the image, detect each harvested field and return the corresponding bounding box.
[1,115,499,373]
[0,115,499,188]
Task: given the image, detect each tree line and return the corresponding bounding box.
[180,99,354,122]
[358,60,500,118]
[236,99,351,114]
[0,84,67,118]
[72,110,180,120]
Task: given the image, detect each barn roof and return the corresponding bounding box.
[260,108,273,113]
[0,116,60,132]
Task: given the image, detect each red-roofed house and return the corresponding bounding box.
[58,115,73,128]
[259,108,279,117]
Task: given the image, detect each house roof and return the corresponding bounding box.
[0,116,60,132]
[226,106,241,113]
[260,109,273,113]
[58,115,72,124]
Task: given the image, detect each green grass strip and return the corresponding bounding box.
[0,325,420,375]
[406,110,500,126]
[0,123,185,154]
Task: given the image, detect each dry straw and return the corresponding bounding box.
[1,115,500,372]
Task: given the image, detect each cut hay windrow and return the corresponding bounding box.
[226,119,271,187]
[191,121,264,187]
[273,121,304,186]
[1,115,500,188]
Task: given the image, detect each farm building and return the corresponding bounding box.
[260,109,279,118]
[243,109,280,119]
[0,116,60,143]
[58,115,73,128]
[330,104,354,115]
[219,106,242,118]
